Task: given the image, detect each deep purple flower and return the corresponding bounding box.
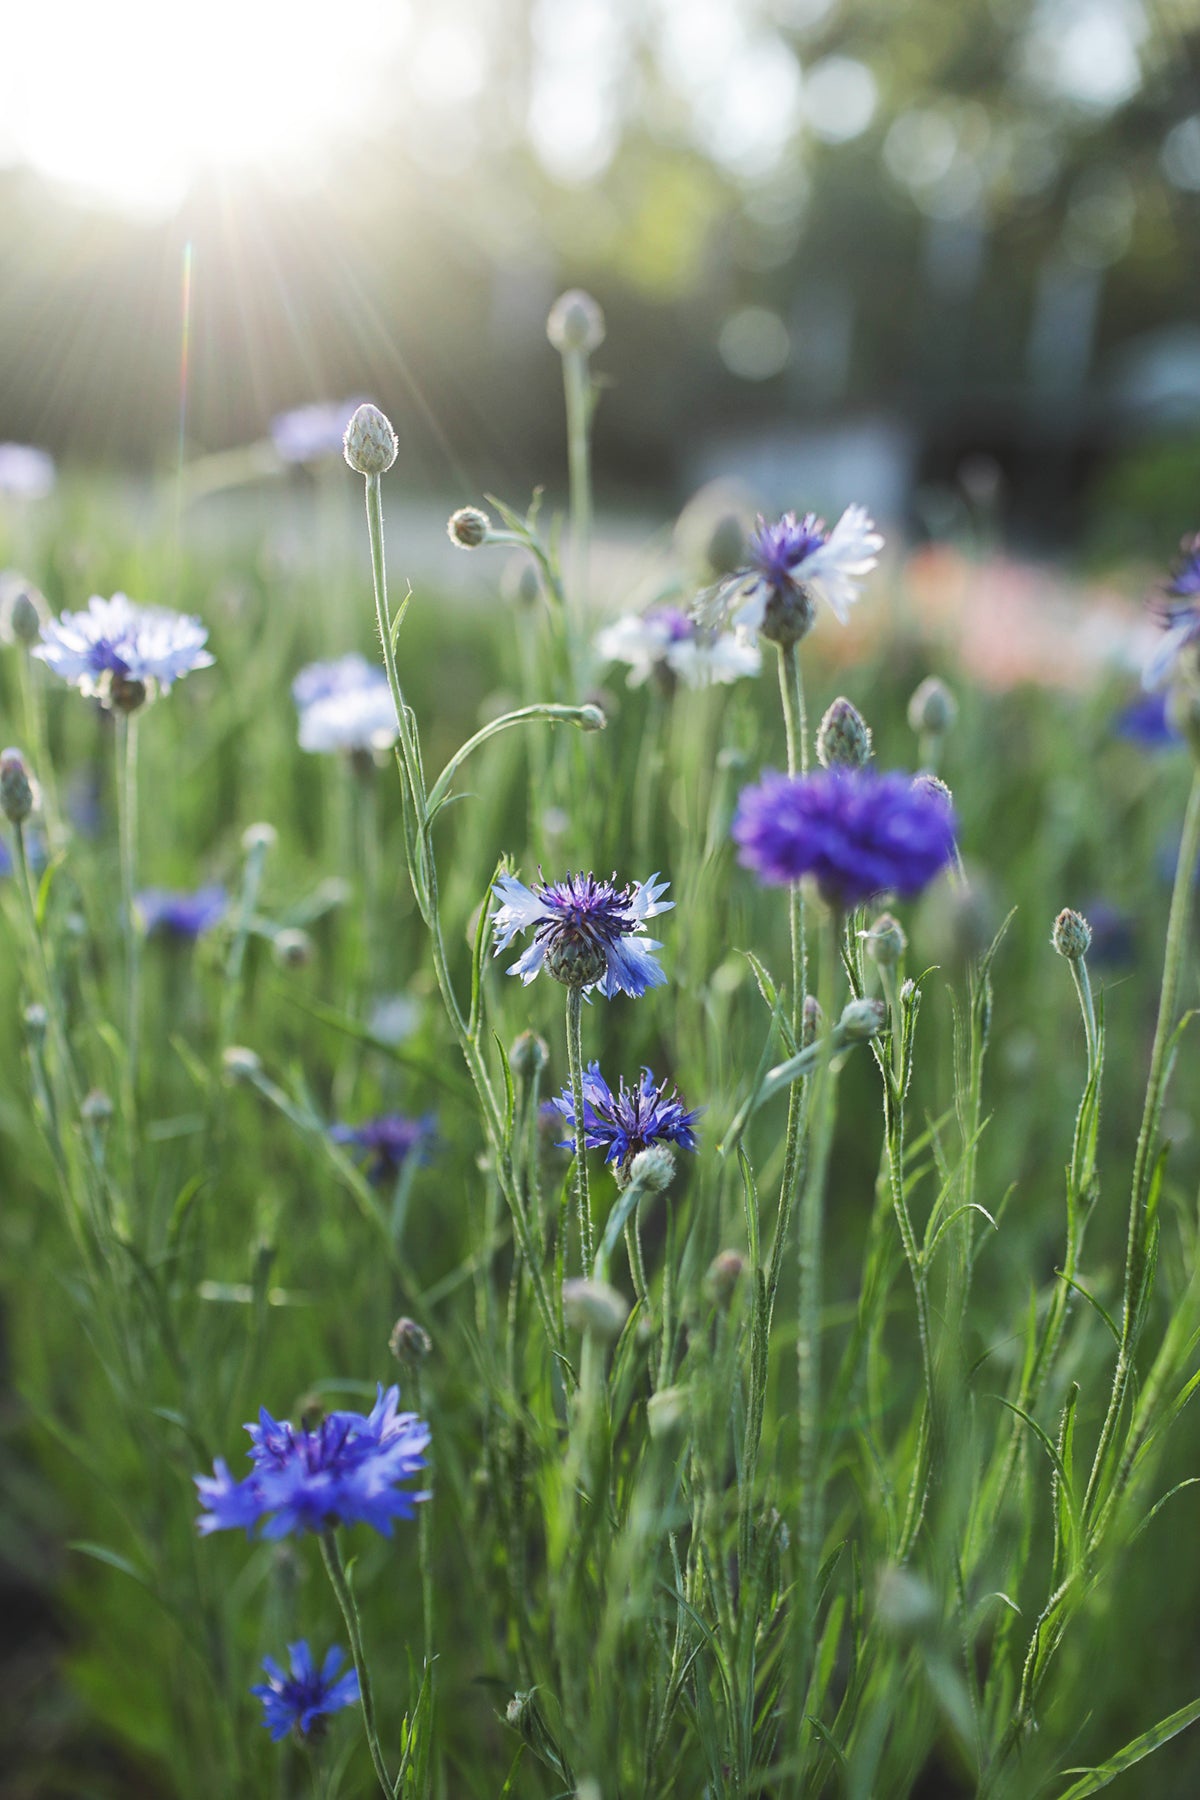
[733,768,957,909]
[491,871,672,998]
[195,1384,430,1539]
[136,884,229,938]
[252,1641,359,1741]
[551,1063,700,1172]
[34,594,214,706]
[331,1113,436,1184]
[1143,533,1200,690]
[695,505,882,640]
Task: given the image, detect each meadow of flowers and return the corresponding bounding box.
[3,296,1200,1799]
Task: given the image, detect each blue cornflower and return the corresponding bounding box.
[1113,689,1180,748]
[595,607,761,689]
[195,1383,430,1540]
[331,1112,436,1185]
[292,654,398,754]
[136,884,229,938]
[1143,533,1200,691]
[551,1063,700,1173]
[695,506,882,644]
[491,870,672,997]
[271,399,367,465]
[733,768,956,910]
[34,594,214,709]
[252,1641,360,1741]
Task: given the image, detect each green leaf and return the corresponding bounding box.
[1056,1693,1200,1797]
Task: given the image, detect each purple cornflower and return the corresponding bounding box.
[34,594,214,709]
[695,505,882,643]
[491,870,672,997]
[195,1383,430,1539]
[136,885,229,938]
[331,1112,436,1184]
[293,654,398,754]
[252,1641,360,1741]
[733,768,956,910]
[551,1063,700,1173]
[271,400,367,465]
[1143,533,1200,691]
[1113,689,1179,747]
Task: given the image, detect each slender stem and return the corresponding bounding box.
[116,710,141,1149]
[561,345,592,683]
[320,1531,394,1799]
[565,984,594,1272]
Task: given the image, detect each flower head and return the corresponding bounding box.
[1144,533,1200,691]
[252,1641,359,1741]
[733,768,956,909]
[551,1063,700,1176]
[293,655,399,754]
[695,505,882,644]
[195,1383,430,1539]
[271,400,366,465]
[596,608,761,690]
[331,1112,436,1185]
[34,594,213,709]
[491,870,672,997]
[0,444,55,499]
[136,884,228,939]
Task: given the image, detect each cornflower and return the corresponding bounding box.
[293,654,399,754]
[136,885,228,938]
[331,1112,436,1185]
[34,593,213,710]
[695,506,882,644]
[252,1641,359,1740]
[596,607,761,689]
[1143,532,1200,691]
[551,1063,700,1176]
[491,870,672,997]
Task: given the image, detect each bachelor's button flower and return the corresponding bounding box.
[1114,689,1179,747]
[0,444,55,499]
[34,594,214,710]
[695,506,883,645]
[195,1383,430,1539]
[136,884,228,938]
[330,1112,436,1185]
[292,653,381,710]
[551,1063,700,1177]
[293,655,399,754]
[252,1641,360,1741]
[271,400,367,465]
[732,768,957,910]
[491,870,672,997]
[596,607,761,690]
[1143,532,1200,691]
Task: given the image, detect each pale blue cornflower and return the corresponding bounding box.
[595,606,761,689]
[271,400,367,465]
[492,870,672,998]
[34,594,213,709]
[695,506,882,644]
[1143,533,1200,691]
[252,1641,360,1740]
[293,654,399,754]
[0,444,55,500]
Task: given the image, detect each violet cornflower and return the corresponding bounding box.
[136,885,229,939]
[34,594,213,710]
[491,870,672,998]
[292,654,398,754]
[595,607,761,689]
[331,1112,436,1185]
[733,768,956,910]
[551,1063,700,1175]
[695,506,882,644]
[252,1641,360,1740]
[195,1384,429,1539]
[1143,532,1200,691]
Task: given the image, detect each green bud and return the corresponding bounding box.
[837,997,887,1042]
[508,1030,550,1078]
[1,747,35,824]
[546,289,605,355]
[447,505,491,549]
[816,696,873,769]
[704,1249,745,1308]
[562,1278,629,1341]
[343,403,398,476]
[907,675,958,737]
[862,912,907,968]
[1052,908,1092,961]
[389,1316,433,1366]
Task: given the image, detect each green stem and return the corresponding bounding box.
[320,1531,394,1799]
[116,710,141,1151]
[565,984,594,1273]
[562,345,592,681]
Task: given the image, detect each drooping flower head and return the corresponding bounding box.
[596,607,761,690]
[694,505,882,645]
[331,1112,436,1185]
[136,885,228,939]
[34,594,214,710]
[733,768,957,910]
[491,870,672,997]
[252,1641,360,1741]
[551,1063,700,1176]
[195,1383,429,1539]
[271,399,367,465]
[1143,533,1200,691]
[293,654,399,754]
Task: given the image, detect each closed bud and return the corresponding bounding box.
[343,403,398,477]
[647,1385,688,1440]
[447,505,491,549]
[837,996,887,1042]
[579,703,607,732]
[0,747,35,824]
[222,1045,262,1082]
[81,1088,114,1124]
[546,289,605,355]
[862,912,906,968]
[1052,908,1092,961]
[509,1030,550,1078]
[912,772,953,809]
[562,1278,629,1341]
[704,1249,745,1307]
[389,1316,433,1366]
[272,928,312,969]
[816,696,872,770]
[627,1144,676,1194]
[2,581,45,646]
[242,821,277,855]
[907,675,958,738]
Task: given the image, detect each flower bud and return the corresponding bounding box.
[562,1277,629,1341]
[837,997,887,1042]
[389,1316,433,1366]
[343,403,398,477]
[23,1003,48,1039]
[704,1249,745,1307]
[579,703,607,732]
[816,696,872,770]
[907,676,958,738]
[81,1088,114,1124]
[447,505,491,549]
[801,995,823,1048]
[2,580,45,646]
[222,1045,262,1082]
[912,772,953,809]
[628,1144,676,1194]
[646,1386,688,1440]
[0,747,35,824]
[546,289,605,355]
[862,912,906,969]
[242,821,277,855]
[272,928,312,969]
[1052,907,1092,961]
[509,1030,550,1078]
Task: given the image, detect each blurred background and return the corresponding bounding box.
[2,0,1198,558]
